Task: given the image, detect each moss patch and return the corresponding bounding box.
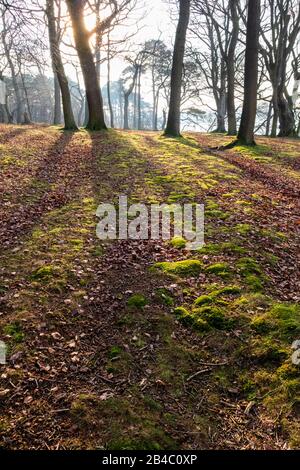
[205,262,231,278]
[170,236,187,249]
[154,259,203,277]
[127,294,148,309]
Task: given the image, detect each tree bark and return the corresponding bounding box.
[226,0,239,135]
[66,0,107,131]
[265,100,272,136]
[47,0,77,130]
[137,65,142,130]
[123,94,130,130]
[53,73,62,125]
[1,17,23,124]
[123,66,138,130]
[237,0,261,145]
[214,61,226,133]
[164,0,191,137]
[278,90,295,136]
[107,33,114,128]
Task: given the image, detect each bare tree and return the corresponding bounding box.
[66,0,107,130]
[237,0,261,145]
[260,0,300,136]
[164,0,191,137]
[121,61,138,129]
[46,0,77,130]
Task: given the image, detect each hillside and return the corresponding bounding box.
[0,125,299,450]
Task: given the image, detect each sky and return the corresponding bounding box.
[65,0,175,88]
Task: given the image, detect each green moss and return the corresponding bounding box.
[206,209,230,220]
[235,224,252,235]
[264,252,279,266]
[205,200,219,211]
[245,274,264,292]
[0,418,9,433]
[143,396,163,412]
[49,227,64,235]
[194,306,234,330]
[107,427,176,451]
[154,259,203,277]
[92,246,104,257]
[251,316,269,334]
[70,239,84,251]
[167,192,195,203]
[174,307,195,327]
[251,337,289,363]
[156,288,174,306]
[173,305,209,331]
[276,362,299,380]
[109,346,123,359]
[193,318,210,331]
[215,285,241,296]
[31,265,56,280]
[194,294,215,307]
[3,322,24,344]
[233,293,271,311]
[127,294,148,309]
[71,394,176,450]
[170,236,186,249]
[235,199,252,207]
[251,302,300,342]
[236,257,262,275]
[205,262,231,278]
[236,258,265,291]
[270,303,300,337]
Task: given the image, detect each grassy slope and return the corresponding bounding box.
[0,125,299,449]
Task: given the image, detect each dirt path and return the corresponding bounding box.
[0,126,299,450]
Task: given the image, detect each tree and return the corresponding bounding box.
[164,0,191,137]
[260,0,300,136]
[121,63,138,129]
[142,39,172,130]
[237,0,261,145]
[46,0,77,130]
[1,8,24,123]
[66,0,107,131]
[225,0,239,135]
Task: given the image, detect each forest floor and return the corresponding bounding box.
[0,124,300,450]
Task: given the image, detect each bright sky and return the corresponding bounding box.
[65,0,175,89]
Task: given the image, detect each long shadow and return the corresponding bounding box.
[0,130,75,251]
[87,129,179,205]
[87,129,146,202]
[0,125,29,145]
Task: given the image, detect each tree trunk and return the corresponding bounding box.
[66,0,107,131]
[164,0,191,137]
[95,0,101,83]
[162,108,167,130]
[53,73,62,125]
[215,95,226,133]
[107,34,114,128]
[278,91,295,137]
[20,72,32,122]
[237,0,260,145]
[226,0,239,135]
[271,91,279,137]
[47,0,77,130]
[2,43,23,123]
[124,94,129,129]
[154,92,159,131]
[137,65,142,130]
[265,100,272,136]
[133,83,137,129]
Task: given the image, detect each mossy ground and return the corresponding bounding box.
[0,125,299,449]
